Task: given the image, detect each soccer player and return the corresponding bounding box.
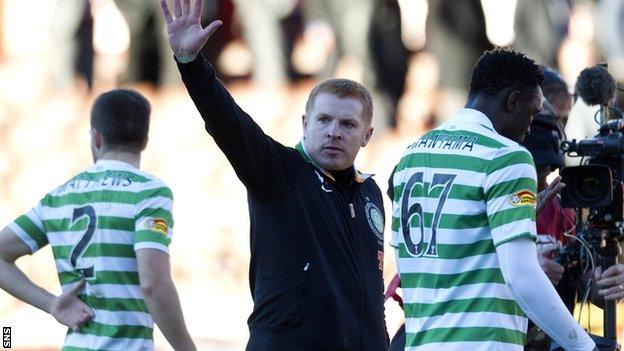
[389,49,596,350]
[160,0,388,349]
[0,89,196,350]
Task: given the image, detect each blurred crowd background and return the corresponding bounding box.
[1,0,624,349]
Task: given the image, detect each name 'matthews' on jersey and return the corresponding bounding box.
[390,109,537,351]
[8,160,173,351]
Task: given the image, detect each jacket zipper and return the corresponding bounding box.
[349,200,366,351]
[292,262,311,324]
[325,173,368,350]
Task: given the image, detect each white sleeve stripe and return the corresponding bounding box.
[491,218,536,245]
[484,164,536,193]
[137,196,173,210]
[134,242,170,254]
[7,222,38,253]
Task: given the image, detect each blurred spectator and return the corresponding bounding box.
[113,0,233,86]
[113,0,173,86]
[558,2,596,85]
[231,0,302,86]
[426,0,492,123]
[198,0,237,80]
[75,1,94,89]
[303,0,409,129]
[541,66,573,128]
[513,0,571,69]
[303,0,375,83]
[51,0,93,90]
[561,5,600,149]
[370,0,410,128]
[597,0,624,110]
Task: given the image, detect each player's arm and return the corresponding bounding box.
[134,186,195,350]
[485,148,595,350]
[496,238,595,350]
[137,249,196,351]
[0,226,93,330]
[160,0,289,198]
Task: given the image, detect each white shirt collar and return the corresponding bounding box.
[454,108,495,131]
[93,159,137,171]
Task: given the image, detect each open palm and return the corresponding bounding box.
[160,0,222,58]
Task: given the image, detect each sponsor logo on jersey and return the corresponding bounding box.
[508,189,536,207]
[146,218,169,235]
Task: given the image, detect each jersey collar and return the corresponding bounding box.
[457,108,495,132]
[93,159,138,171]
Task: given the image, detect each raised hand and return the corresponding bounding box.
[160,0,222,59]
[49,280,95,331]
[536,176,565,215]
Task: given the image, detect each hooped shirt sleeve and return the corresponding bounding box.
[134,185,174,254]
[484,146,538,246]
[8,201,49,254]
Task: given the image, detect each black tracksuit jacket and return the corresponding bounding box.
[177,56,388,351]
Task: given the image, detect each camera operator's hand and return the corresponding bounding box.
[537,243,564,286]
[595,264,624,301]
[536,176,566,215]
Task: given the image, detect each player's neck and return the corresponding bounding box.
[98,151,141,169]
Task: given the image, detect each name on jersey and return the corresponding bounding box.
[57,173,133,193]
[508,189,536,207]
[411,133,477,151]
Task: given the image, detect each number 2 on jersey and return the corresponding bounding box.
[70,205,97,278]
[400,172,456,257]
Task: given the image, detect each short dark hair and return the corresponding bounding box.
[305,79,373,123]
[90,89,150,153]
[468,49,543,98]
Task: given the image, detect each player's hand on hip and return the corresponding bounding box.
[596,264,624,301]
[49,280,95,331]
[160,0,222,60]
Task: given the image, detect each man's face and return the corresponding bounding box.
[302,93,373,171]
[507,86,544,142]
[550,92,573,126]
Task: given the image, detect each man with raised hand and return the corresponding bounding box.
[160,0,388,349]
[0,89,196,350]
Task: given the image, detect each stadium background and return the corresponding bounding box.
[0,0,622,349]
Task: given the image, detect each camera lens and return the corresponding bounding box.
[560,165,613,209]
[576,175,607,202]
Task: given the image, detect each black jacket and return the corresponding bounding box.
[177,56,388,351]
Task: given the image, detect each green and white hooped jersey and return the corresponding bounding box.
[390,109,538,351]
[9,159,174,351]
